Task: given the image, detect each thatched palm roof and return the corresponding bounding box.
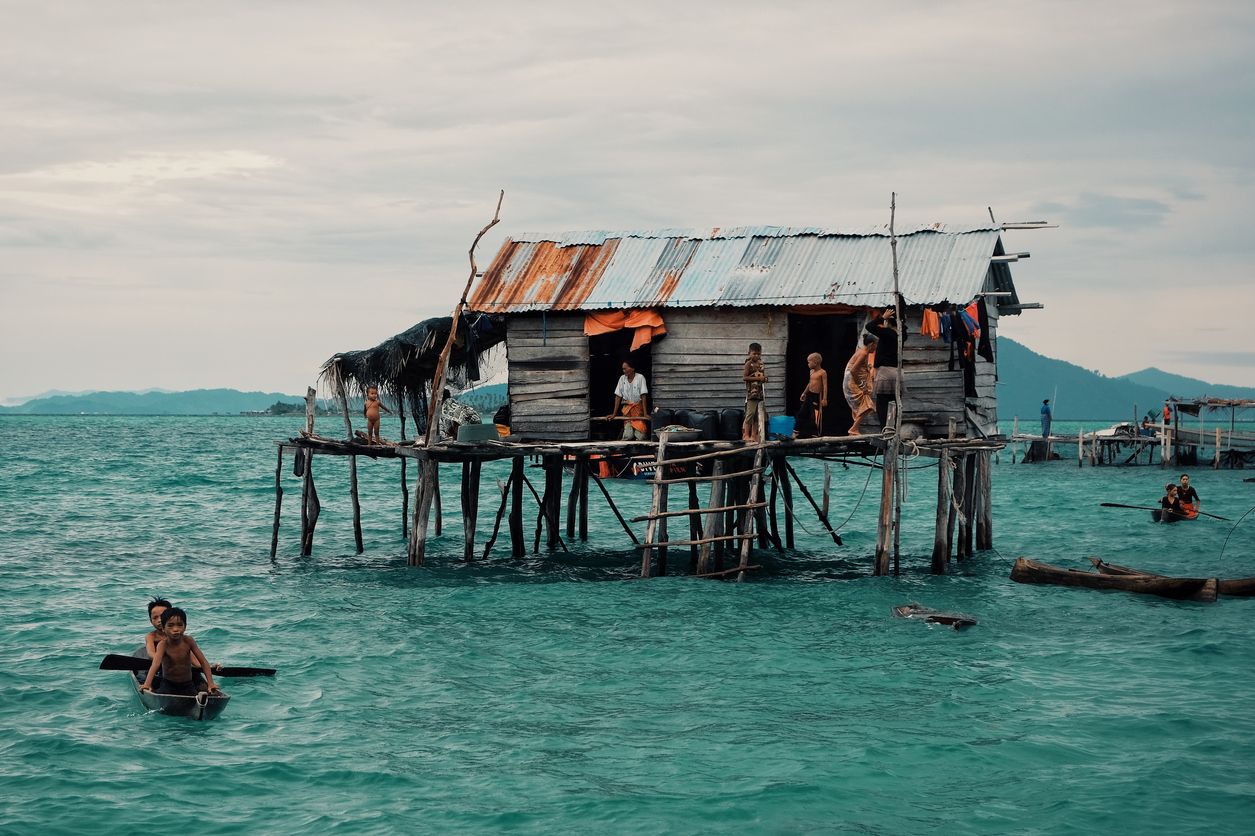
[319,313,505,433]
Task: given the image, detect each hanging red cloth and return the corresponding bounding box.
[584,309,666,351]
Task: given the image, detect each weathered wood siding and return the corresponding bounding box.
[651,309,788,416]
[506,313,589,441]
[899,299,999,438]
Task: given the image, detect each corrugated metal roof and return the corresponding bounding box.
[471,226,1013,312]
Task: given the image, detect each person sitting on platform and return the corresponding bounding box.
[140,607,221,697]
[1140,416,1154,437]
[796,352,828,438]
[363,386,392,444]
[607,361,649,441]
[439,388,482,440]
[1177,473,1201,519]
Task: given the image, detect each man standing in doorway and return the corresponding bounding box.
[1040,399,1052,438]
[608,360,649,440]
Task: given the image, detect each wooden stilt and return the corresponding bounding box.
[399,397,409,538]
[270,446,284,560]
[566,458,580,539]
[779,456,795,549]
[510,457,525,557]
[349,455,363,554]
[783,460,843,547]
[962,453,977,557]
[298,449,309,551]
[767,462,781,551]
[578,461,589,541]
[433,478,443,537]
[874,441,896,576]
[462,460,481,561]
[482,471,513,559]
[736,411,768,582]
[697,459,725,575]
[641,434,670,578]
[754,477,771,550]
[544,455,562,551]
[953,453,969,560]
[931,448,951,573]
[976,451,993,550]
[301,453,320,557]
[687,465,703,570]
[408,458,437,566]
[822,462,831,519]
[586,469,639,544]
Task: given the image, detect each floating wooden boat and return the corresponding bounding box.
[125,648,229,721]
[1011,558,1217,602]
[892,603,977,630]
[1089,558,1255,598]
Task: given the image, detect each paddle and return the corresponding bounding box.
[1099,502,1230,522]
[99,655,276,677]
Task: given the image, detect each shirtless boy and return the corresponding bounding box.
[797,352,828,438]
[363,386,392,444]
[141,607,221,697]
[144,597,173,658]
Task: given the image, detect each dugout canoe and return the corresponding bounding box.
[1011,558,1217,602]
[892,603,977,630]
[1089,558,1255,597]
[127,648,229,720]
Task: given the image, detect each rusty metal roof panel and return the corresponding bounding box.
[470,227,1009,312]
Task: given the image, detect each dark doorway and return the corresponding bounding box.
[786,314,860,436]
[589,330,652,440]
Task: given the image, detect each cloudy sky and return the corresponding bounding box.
[3,1,1254,402]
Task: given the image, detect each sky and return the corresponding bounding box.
[3,0,1254,402]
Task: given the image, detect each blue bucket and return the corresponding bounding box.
[767,415,795,439]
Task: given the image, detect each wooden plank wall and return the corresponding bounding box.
[899,303,999,438]
[651,309,788,416]
[506,313,589,441]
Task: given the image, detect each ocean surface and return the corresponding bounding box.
[2,415,1254,834]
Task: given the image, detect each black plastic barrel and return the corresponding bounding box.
[652,407,675,433]
[719,408,744,440]
[693,409,719,441]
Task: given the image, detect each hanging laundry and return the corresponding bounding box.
[920,309,941,340]
[939,312,952,343]
[976,298,994,363]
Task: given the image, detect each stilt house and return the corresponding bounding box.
[469,225,1035,441]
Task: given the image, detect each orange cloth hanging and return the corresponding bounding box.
[584,309,666,351]
[921,309,941,340]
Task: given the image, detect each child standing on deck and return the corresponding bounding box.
[363,386,391,444]
[796,353,828,438]
[742,343,768,442]
[141,608,221,697]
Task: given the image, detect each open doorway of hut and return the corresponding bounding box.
[786,313,860,436]
[588,330,652,441]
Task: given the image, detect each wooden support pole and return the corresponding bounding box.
[687,464,703,570]
[755,475,770,550]
[931,448,951,573]
[963,453,977,557]
[349,455,363,554]
[578,459,589,541]
[821,462,831,519]
[544,455,562,551]
[697,459,725,575]
[407,458,438,566]
[641,434,670,577]
[298,449,309,552]
[589,468,640,545]
[509,457,524,557]
[1215,427,1222,469]
[737,412,768,582]
[976,451,993,550]
[301,452,320,557]
[270,446,284,559]
[433,477,442,537]
[304,386,317,436]
[780,456,795,549]
[566,458,580,539]
[462,460,481,561]
[952,452,968,560]
[482,471,513,560]
[399,394,409,539]
[874,444,896,576]
[784,460,843,547]
[767,463,781,551]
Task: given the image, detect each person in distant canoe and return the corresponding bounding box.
[141,607,221,697]
[842,335,876,436]
[144,597,173,658]
[608,361,649,441]
[1040,399,1052,438]
[1177,473,1201,519]
[363,386,392,444]
[1160,483,1184,520]
[742,343,768,442]
[795,352,828,438]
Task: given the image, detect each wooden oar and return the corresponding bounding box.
[1099,502,1230,521]
[99,654,276,677]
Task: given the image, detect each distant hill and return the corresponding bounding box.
[0,388,307,415]
[1116,368,1255,401]
[997,339,1173,422]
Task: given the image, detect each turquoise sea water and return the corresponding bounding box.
[2,415,1255,834]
